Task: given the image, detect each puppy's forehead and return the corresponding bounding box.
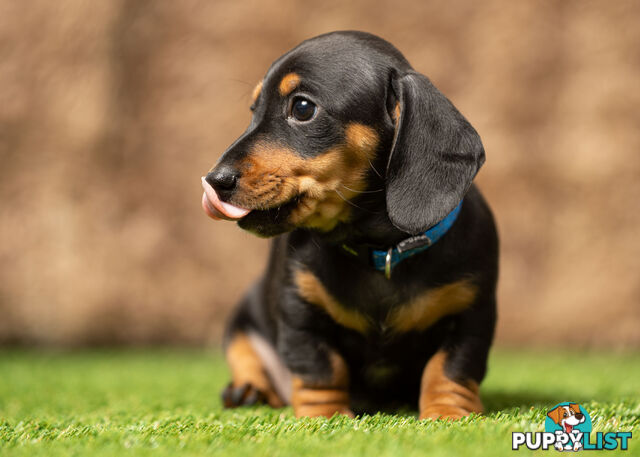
[263,33,409,97]
[265,52,365,95]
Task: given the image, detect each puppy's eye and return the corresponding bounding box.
[290,97,316,122]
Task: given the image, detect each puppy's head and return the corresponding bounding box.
[203,31,484,237]
[547,403,585,432]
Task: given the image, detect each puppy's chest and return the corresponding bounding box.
[293,268,477,335]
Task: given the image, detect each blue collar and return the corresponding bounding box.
[341,200,463,279]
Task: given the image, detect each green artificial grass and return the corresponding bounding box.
[0,349,638,456]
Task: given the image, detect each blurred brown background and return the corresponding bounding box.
[1,0,638,347]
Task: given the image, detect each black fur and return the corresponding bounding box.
[208,31,498,414]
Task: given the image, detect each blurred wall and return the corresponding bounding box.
[0,0,638,347]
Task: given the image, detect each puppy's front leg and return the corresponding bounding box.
[278,300,354,418]
[419,293,495,420]
[291,350,354,418]
[419,350,483,420]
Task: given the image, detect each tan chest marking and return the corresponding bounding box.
[294,270,369,334]
[296,273,474,335]
[386,280,477,333]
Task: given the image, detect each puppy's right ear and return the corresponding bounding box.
[384,70,485,234]
[547,406,563,424]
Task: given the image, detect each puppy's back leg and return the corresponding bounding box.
[221,290,290,409]
[419,292,496,420]
[223,332,285,408]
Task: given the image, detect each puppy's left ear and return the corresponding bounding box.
[385,71,485,234]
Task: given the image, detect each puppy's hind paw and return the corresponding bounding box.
[221,382,268,408]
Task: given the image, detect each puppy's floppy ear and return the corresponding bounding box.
[385,71,485,234]
[569,403,581,415]
[547,406,564,424]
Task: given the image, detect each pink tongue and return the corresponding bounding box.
[201,177,251,220]
[565,424,573,433]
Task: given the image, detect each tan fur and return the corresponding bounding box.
[295,274,474,335]
[291,352,354,418]
[294,270,369,334]
[392,102,401,124]
[278,72,301,96]
[251,80,263,105]
[233,122,378,231]
[344,123,379,154]
[547,405,565,424]
[419,351,483,420]
[226,333,284,407]
[386,280,478,333]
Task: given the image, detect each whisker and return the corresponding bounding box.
[341,184,384,194]
[368,159,383,179]
[226,79,258,104]
[228,78,253,86]
[333,188,377,213]
[236,88,251,102]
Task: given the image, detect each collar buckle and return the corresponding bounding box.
[384,248,393,279]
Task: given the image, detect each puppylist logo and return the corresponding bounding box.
[512,402,632,451]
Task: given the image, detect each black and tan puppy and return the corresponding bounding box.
[201,31,498,420]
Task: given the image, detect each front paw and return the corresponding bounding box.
[418,377,483,421]
[418,351,483,421]
[419,405,477,421]
[291,384,354,418]
[295,403,355,419]
[290,351,354,419]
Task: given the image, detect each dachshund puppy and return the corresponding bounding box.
[201,31,498,420]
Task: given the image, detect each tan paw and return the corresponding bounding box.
[294,403,355,418]
[420,404,477,421]
[418,351,483,421]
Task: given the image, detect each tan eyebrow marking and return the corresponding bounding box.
[251,80,263,105]
[279,73,301,96]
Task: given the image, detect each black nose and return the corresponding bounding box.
[575,413,584,420]
[205,165,239,200]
